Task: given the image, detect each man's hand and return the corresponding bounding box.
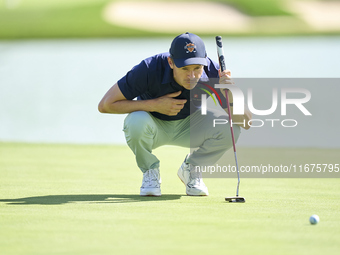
[218,69,233,99]
[217,69,252,130]
[153,91,187,116]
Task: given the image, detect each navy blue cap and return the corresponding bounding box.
[169,32,207,68]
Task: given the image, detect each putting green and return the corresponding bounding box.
[0,142,339,255]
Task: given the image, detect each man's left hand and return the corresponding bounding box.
[218,69,233,98]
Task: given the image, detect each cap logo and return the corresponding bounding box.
[184,42,196,53]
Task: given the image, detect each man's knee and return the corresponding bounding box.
[231,124,241,142]
[210,113,241,145]
[124,111,156,137]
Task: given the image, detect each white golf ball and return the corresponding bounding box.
[309,214,319,225]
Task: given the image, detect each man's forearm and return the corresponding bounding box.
[99,99,156,114]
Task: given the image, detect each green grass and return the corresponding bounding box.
[0,142,340,255]
[0,0,320,39]
[221,0,291,16]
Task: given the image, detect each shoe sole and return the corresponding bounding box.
[140,189,161,197]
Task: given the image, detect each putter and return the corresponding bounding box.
[216,36,245,203]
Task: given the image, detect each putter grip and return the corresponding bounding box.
[215,36,226,72]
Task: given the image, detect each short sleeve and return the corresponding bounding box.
[117,60,149,100]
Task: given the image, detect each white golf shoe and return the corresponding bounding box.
[177,156,209,196]
[140,168,161,196]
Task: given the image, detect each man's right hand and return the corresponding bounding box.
[153,91,187,116]
[99,84,187,116]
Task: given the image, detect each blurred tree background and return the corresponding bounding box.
[1,0,339,39]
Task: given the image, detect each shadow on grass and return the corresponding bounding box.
[0,194,182,205]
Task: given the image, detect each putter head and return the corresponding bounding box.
[225,196,246,203]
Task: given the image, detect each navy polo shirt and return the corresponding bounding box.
[117,52,227,121]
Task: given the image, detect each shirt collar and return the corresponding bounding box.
[162,66,209,85]
[162,64,173,84]
[161,65,184,91]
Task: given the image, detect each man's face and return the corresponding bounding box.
[168,57,204,90]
